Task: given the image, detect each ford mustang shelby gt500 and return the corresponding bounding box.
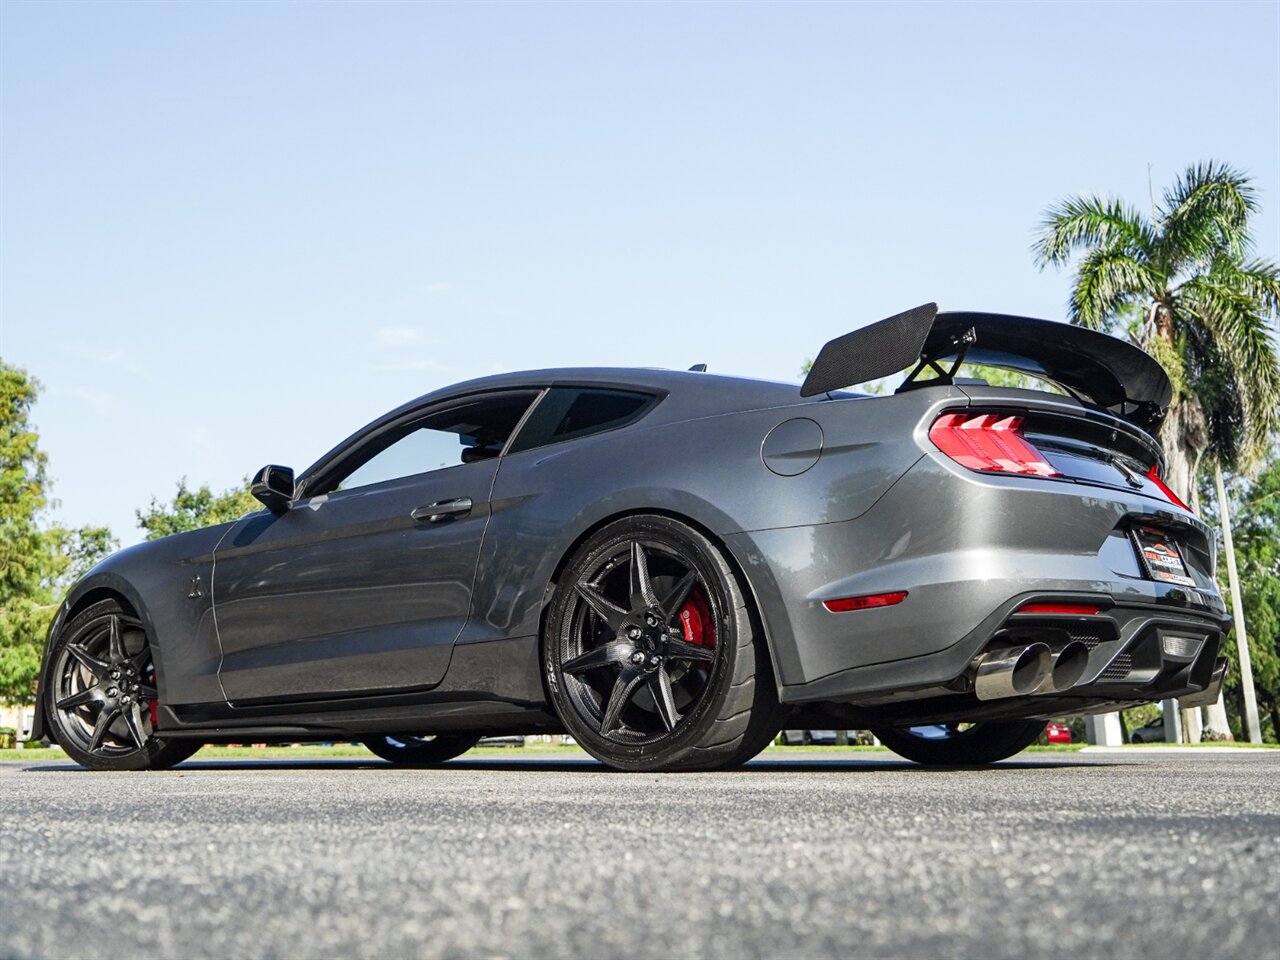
[33,305,1230,771]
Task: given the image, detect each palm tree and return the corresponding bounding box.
[1036,163,1280,743]
[1033,162,1280,506]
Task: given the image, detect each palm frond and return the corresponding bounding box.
[1177,278,1280,468]
[1033,195,1154,268]
[1068,247,1156,330]
[1226,258,1280,317]
[1160,161,1258,266]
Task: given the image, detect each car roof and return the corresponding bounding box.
[377,366,828,427]
[301,367,840,483]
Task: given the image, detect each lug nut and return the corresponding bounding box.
[628,627,642,640]
[107,687,118,698]
[630,652,645,665]
[120,695,131,705]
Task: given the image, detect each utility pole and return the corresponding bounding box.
[1215,465,1263,743]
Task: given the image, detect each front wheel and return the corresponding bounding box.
[870,721,1045,766]
[362,734,480,766]
[543,515,780,772]
[45,599,200,771]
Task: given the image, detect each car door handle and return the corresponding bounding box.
[411,498,473,523]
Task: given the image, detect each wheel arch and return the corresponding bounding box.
[65,585,141,621]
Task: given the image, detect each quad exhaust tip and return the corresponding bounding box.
[973,641,1092,700]
[1040,641,1090,695]
[973,643,1053,701]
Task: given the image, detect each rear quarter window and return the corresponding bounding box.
[507,388,657,454]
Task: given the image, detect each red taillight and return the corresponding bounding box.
[1145,464,1191,512]
[823,591,908,613]
[929,414,1060,477]
[1016,602,1103,616]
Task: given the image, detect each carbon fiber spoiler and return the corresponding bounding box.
[800,303,1172,430]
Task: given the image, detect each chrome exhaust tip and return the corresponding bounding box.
[1043,641,1090,694]
[973,643,1053,701]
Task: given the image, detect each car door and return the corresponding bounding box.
[211,389,540,705]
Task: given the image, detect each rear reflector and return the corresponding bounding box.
[1015,602,1103,616]
[929,413,1060,477]
[823,591,908,613]
[1145,464,1192,512]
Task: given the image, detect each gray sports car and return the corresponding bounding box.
[33,304,1229,771]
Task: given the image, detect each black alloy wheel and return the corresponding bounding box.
[45,599,199,771]
[544,515,784,772]
[870,720,1045,766]
[362,734,481,765]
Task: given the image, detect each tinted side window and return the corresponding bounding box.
[508,388,656,454]
[313,391,538,495]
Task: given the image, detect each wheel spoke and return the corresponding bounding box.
[665,637,715,663]
[599,664,645,735]
[121,702,148,750]
[88,705,121,752]
[630,541,659,609]
[659,570,698,620]
[56,685,106,711]
[107,615,126,664]
[647,666,681,732]
[66,643,110,680]
[563,641,634,675]
[574,582,627,634]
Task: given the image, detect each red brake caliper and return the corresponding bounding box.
[147,664,159,729]
[678,589,717,648]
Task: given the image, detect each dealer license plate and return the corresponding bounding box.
[1132,526,1196,587]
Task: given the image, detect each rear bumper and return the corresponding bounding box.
[797,597,1226,724]
[724,452,1228,702]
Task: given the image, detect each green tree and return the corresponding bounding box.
[0,361,115,704]
[1033,162,1280,504]
[1198,453,1280,741]
[137,479,259,540]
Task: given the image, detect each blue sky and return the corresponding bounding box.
[2,0,1278,546]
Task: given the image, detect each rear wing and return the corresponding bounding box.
[800,303,1172,431]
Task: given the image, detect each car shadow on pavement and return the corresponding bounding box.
[12,757,1120,775]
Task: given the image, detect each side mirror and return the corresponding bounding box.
[251,464,295,514]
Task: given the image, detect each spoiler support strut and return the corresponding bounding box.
[899,325,976,391]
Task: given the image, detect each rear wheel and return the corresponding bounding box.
[361,734,480,766]
[45,599,200,771]
[871,720,1044,766]
[543,515,779,772]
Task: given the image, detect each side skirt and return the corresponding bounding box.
[158,635,560,739]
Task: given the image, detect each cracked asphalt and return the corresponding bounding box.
[1,749,1276,959]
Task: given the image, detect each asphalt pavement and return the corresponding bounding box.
[1,749,1276,959]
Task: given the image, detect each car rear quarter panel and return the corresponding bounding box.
[466,387,967,676]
